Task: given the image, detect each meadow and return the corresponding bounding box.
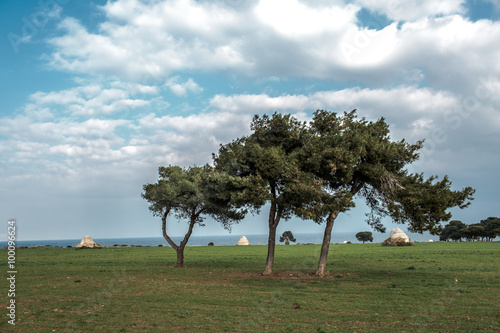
[1,242,499,332]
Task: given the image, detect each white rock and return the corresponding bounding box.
[381,227,411,246]
[237,236,250,246]
[388,227,410,241]
[75,235,102,249]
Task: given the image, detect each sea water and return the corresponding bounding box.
[1,231,440,248]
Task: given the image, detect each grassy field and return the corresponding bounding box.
[1,242,499,332]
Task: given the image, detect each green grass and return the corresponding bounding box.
[1,242,499,332]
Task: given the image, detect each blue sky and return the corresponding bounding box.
[1,0,499,241]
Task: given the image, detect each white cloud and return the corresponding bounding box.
[48,1,250,80]
[209,86,458,117]
[254,0,358,37]
[209,93,311,112]
[29,81,158,116]
[353,0,465,21]
[165,77,203,97]
[43,0,500,97]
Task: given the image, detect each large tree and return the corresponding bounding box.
[305,110,475,275]
[142,165,246,267]
[214,113,323,275]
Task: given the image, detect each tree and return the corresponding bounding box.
[142,165,246,267]
[304,110,475,275]
[214,113,323,274]
[464,224,485,241]
[355,231,373,243]
[440,220,468,241]
[480,217,500,241]
[279,231,297,245]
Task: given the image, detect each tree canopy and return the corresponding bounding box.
[440,217,500,242]
[355,231,373,243]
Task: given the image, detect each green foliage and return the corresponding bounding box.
[440,217,500,242]
[214,112,324,273]
[355,231,373,243]
[279,230,297,245]
[480,217,500,241]
[306,110,474,234]
[141,165,246,265]
[440,220,468,241]
[386,174,475,235]
[142,165,246,227]
[395,241,415,246]
[214,113,323,220]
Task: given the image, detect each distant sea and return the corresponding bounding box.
[1,232,440,248]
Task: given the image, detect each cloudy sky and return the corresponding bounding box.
[1,0,499,241]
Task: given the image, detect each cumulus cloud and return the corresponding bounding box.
[29,81,159,116]
[209,86,458,117]
[48,1,250,80]
[43,0,500,97]
[254,0,358,37]
[165,77,203,97]
[208,86,500,175]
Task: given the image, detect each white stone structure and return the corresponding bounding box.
[381,227,411,246]
[75,235,103,249]
[236,236,250,246]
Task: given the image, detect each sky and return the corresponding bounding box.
[1,0,499,241]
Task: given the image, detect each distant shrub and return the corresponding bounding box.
[396,241,415,246]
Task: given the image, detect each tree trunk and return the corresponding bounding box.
[176,247,184,267]
[263,201,280,275]
[162,209,199,268]
[316,211,339,276]
[162,210,179,250]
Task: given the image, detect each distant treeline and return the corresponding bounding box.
[439,217,500,242]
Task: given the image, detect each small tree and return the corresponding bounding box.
[142,165,246,267]
[279,231,296,245]
[355,231,373,243]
